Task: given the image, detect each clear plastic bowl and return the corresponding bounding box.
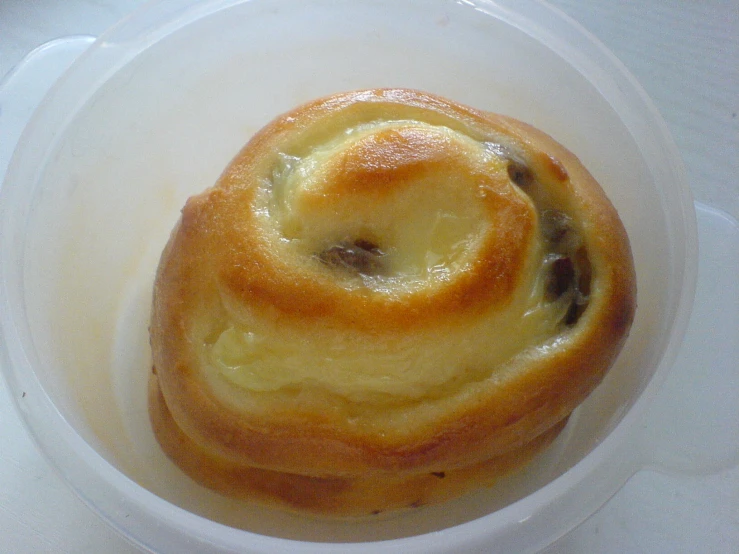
[0,0,697,552]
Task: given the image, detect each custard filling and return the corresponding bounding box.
[206,119,591,402]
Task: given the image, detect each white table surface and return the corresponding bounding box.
[0,1,737,552]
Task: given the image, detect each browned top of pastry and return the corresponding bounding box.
[150,88,636,479]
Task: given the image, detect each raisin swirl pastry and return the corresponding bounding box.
[149,88,636,517]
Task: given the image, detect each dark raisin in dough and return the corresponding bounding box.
[319,239,385,275]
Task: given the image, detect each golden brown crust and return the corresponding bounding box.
[149,374,568,517]
[149,88,636,515]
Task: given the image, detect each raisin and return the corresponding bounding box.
[564,299,586,326]
[540,209,573,245]
[318,239,385,275]
[507,160,535,188]
[545,257,575,301]
[575,246,592,297]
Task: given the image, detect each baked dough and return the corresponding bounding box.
[149,88,636,517]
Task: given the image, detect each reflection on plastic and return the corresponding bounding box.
[0,36,95,182]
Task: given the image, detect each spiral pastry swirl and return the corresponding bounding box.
[149,89,636,516]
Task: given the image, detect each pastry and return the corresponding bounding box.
[149,88,636,517]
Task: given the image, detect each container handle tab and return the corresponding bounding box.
[637,202,739,475]
[0,36,96,183]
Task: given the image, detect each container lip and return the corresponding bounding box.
[0,0,698,552]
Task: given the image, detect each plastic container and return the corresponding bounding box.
[0,0,707,552]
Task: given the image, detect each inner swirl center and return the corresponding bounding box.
[266,121,507,288]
